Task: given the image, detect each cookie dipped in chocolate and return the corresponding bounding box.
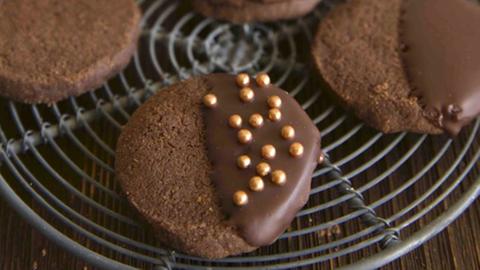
[401,0,480,136]
[202,73,321,246]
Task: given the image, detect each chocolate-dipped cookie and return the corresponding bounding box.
[312,0,480,135]
[0,0,141,104]
[192,0,321,23]
[115,73,322,258]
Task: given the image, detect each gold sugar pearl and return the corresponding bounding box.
[268,108,282,122]
[249,176,265,192]
[236,73,250,87]
[267,96,282,109]
[239,87,255,103]
[318,152,325,164]
[203,94,217,108]
[233,190,248,206]
[256,162,271,176]
[237,155,251,169]
[281,125,295,140]
[249,113,264,128]
[289,142,304,158]
[261,144,276,160]
[238,129,253,144]
[229,114,242,129]
[271,170,287,186]
[256,73,271,87]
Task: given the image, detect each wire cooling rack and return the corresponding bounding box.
[0,0,479,269]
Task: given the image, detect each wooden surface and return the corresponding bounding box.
[1,193,480,270]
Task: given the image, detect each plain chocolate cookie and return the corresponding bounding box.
[0,0,141,104]
[193,0,321,23]
[312,0,442,134]
[115,74,321,258]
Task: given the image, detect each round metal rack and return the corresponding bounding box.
[1,0,479,269]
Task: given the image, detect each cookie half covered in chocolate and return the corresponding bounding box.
[192,0,321,23]
[0,0,141,104]
[115,73,321,258]
[312,0,480,135]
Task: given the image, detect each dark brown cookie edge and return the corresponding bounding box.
[193,0,321,23]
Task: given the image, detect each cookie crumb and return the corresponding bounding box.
[32,261,38,270]
[41,248,47,257]
[373,82,389,93]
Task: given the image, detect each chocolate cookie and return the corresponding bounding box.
[312,0,440,134]
[0,0,141,104]
[115,73,322,258]
[192,0,321,23]
[313,0,480,135]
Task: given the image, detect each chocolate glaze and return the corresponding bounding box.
[202,74,321,246]
[401,0,480,136]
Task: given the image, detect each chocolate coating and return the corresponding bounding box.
[203,74,321,246]
[401,0,480,136]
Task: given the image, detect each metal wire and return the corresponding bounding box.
[0,0,479,269]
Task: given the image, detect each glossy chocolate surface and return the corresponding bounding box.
[203,74,321,246]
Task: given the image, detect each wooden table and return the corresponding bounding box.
[1,195,480,270]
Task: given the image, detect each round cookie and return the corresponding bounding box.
[311,0,441,134]
[192,0,321,23]
[115,74,322,258]
[0,0,141,104]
